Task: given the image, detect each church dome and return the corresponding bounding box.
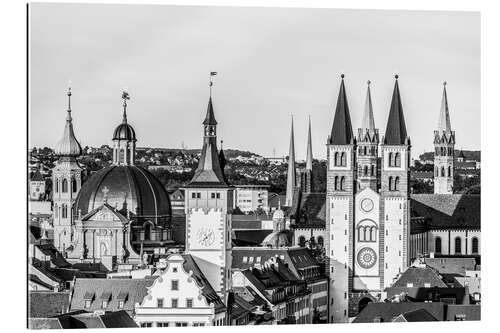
[74,165,171,221]
[113,122,136,141]
[261,231,290,248]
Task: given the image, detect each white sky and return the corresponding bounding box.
[29,3,480,160]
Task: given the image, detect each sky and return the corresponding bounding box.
[29,3,480,160]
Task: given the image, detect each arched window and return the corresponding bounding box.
[364,165,368,176]
[317,236,324,247]
[395,153,401,167]
[363,146,367,155]
[435,147,440,156]
[334,152,339,166]
[435,237,442,254]
[55,179,59,193]
[455,237,462,254]
[388,152,393,167]
[144,223,152,241]
[340,152,346,166]
[62,179,68,193]
[334,176,339,191]
[394,177,400,191]
[62,204,67,218]
[72,178,77,193]
[298,236,306,247]
[340,177,345,191]
[389,176,393,191]
[472,237,479,254]
[448,166,452,177]
[441,167,445,177]
[370,227,376,242]
[371,165,375,176]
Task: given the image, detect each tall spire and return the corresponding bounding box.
[54,85,82,157]
[306,116,313,170]
[285,116,296,206]
[437,81,452,132]
[384,75,408,145]
[329,74,354,145]
[362,80,376,132]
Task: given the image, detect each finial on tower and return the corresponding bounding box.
[341,73,345,79]
[66,83,73,121]
[121,90,130,123]
[443,81,447,86]
[367,80,371,86]
[209,71,217,98]
[220,139,223,149]
[395,74,399,79]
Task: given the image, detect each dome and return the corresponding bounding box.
[113,122,136,141]
[261,231,290,248]
[74,165,171,221]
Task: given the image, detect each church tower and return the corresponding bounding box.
[52,87,83,254]
[326,74,356,323]
[184,74,233,305]
[300,116,314,193]
[112,91,136,165]
[380,75,411,289]
[357,81,379,192]
[285,117,296,206]
[433,82,455,194]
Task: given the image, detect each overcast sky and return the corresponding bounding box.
[30,3,480,160]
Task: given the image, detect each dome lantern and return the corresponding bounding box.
[54,86,82,157]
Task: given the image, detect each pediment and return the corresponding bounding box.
[81,204,127,222]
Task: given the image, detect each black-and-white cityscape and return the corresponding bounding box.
[28,3,481,328]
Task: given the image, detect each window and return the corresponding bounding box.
[334,176,339,190]
[394,153,401,167]
[157,298,164,308]
[102,300,108,309]
[216,192,221,199]
[249,257,254,263]
[388,152,393,167]
[55,179,59,193]
[441,167,445,177]
[341,152,346,166]
[197,192,201,198]
[448,166,452,177]
[394,177,400,191]
[192,192,196,199]
[256,257,261,263]
[371,165,375,176]
[455,237,462,254]
[242,256,248,263]
[171,298,178,308]
[173,267,178,273]
[141,322,152,328]
[388,176,393,191]
[62,178,68,193]
[334,152,339,166]
[435,237,442,254]
[84,300,91,309]
[186,298,193,308]
[211,192,215,199]
[340,177,345,191]
[193,323,205,327]
[157,323,168,327]
[364,165,368,176]
[62,204,67,218]
[118,300,124,309]
[472,237,479,254]
[54,204,58,218]
[424,283,431,288]
[298,236,305,247]
[72,178,77,193]
[171,280,179,290]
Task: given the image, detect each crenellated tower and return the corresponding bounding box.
[433,82,455,194]
[380,75,411,289]
[326,74,356,323]
[357,81,379,192]
[52,86,84,254]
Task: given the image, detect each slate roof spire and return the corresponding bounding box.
[285,116,296,206]
[305,115,313,170]
[437,82,452,133]
[203,97,217,125]
[329,74,354,145]
[54,85,82,157]
[384,75,408,145]
[362,80,376,132]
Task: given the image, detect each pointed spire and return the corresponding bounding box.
[437,81,452,132]
[285,116,296,206]
[384,75,408,145]
[306,116,313,170]
[329,74,354,145]
[203,97,217,125]
[55,85,82,157]
[362,80,376,132]
[219,139,227,172]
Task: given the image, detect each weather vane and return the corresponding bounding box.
[121,90,130,122]
[209,71,217,97]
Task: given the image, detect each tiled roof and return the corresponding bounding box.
[70,278,154,314]
[353,302,446,323]
[392,266,448,288]
[386,287,466,304]
[233,230,273,245]
[410,194,480,229]
[445,305,480,321]
[229,293,256,319]
[393,308,438,322]
[233,286,267,307]
[289,192,326,227]
[423,257,477,276]
[28,318,63,329]
[29,274,55,290]
[203,97,217,125]
[29,292,71,318]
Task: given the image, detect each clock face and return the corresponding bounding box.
[361,198,374,213]
[196,228,215,247]
[357,247,377,269]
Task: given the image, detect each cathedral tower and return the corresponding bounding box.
[326,74,356,323]
[380,75,411,289]
[300,116,314,193]
[52,87,84,254]
[357,81,379,192]
[433,82,455,194]
[285,117,296,206]
[112,91,136,165]
[184,74,233,305]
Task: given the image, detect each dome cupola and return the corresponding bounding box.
[113,91,136,141]
[54,87,82,157]
[112,91,137,166]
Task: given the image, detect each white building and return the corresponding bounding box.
[235,185,270,213]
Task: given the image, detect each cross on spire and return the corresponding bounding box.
[102,186,110,203]
[122,90,130,123]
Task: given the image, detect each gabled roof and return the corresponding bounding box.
[384,77,408,145]
[353,302,446,323]
[70,278,154,314]
[411,194,480,229]
[423,257,477,276]
[29,292,71,318]
[329,75,354,145]
[393,308,438,322]
[392,266,448,288]
[233,286,267,307]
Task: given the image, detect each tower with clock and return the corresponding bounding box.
[184,80,234,305]
[326,75,411,323]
